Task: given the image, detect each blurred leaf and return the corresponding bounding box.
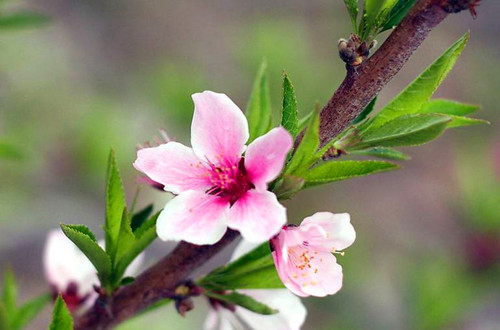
[381,0,417,31]
[246,61,272,143]
[11,294,51,330]
[348,147,410,160]
[359,0,398,39]
[273,174,305,200]
[205,291,277,315]
[105,149,127,262]
[2,268,17,316]
[285,106,320,176]
[130,204,153,232]
[351,114,451,149]
[200,243,284,290]
[60,224,112,286]
[352,97,377,124]
[0,303,7,330]
[343,0,359,32]
[0,141,24,160]
[370,33,469,128]
[0,12,50,30]
[49,296,73,330]
[304,160,398,187]
[281,74,299,138]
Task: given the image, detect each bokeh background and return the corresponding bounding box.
[1,0,499,329]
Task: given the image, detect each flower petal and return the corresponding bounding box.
[134,142,211,195]
[227,190,286,243]
[301,212,356,251]
[245,127,293,190]
[156,190,229,245]
[236,289,307,330]
[191,91,249,165]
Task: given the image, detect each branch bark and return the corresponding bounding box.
[75,0,473,328]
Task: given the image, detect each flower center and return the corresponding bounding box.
[206,157,254,204]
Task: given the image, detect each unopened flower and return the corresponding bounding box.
[43,230,143,310]
[204,241,307,330]
[134,91,293,245]
[270,212,356,297]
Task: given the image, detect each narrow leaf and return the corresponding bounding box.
[0,303,7,330]
[343,0,359,32]
[381,0,417,31]
[205,291,277,315]
[2,268,17,316]
[130,204,153,232]
[281,74,299,138]
[49,296,73,330]
[352,114,451,149]
[285,106,320,175]
[419,99,479,116]
[445,115,489,128]
[105,149,127,261]
[370,33,469,128]
[60,224,112,285]
[11,294,51,329]
[348,147,410,160]
[304,160,398,187]
[246,61,272,143]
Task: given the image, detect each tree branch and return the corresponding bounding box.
[75,0,474,328]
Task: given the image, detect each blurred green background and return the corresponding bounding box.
[1,0,499,329]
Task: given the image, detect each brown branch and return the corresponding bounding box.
[319,0,473,146]
[75,0,474,328]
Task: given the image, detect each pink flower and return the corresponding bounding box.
[270,212,356,297]
[204,241,307,330]
[43,230,144,311]
[134,91,293,245]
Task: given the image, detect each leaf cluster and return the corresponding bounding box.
[60,150,159,293]
[0,268,51,330]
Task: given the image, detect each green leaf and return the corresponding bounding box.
[130,204,153,232]
[2,268,17,316]
[11,294,51,329]
[370,33,469,128]
[0,12,50,30]
[0,303,7,330]
[351,114,451,149]
[285,106,320,176]
[201,243,284,290]
[360,0,398,39]
[246,61,272,143]
[444,115,488,128]
[105,149,127,261]
[113,212,159,282]
[205,291,277,315]
[381,0,417,31]
[419,99,479,116]
[273,174,305,200]
[352,97,377,124]
[49,296,73,330]
[281,74,299,138]
[60,224,112,286]
[343,0,359,32]
[119,277,135,286]
[304,160,398,187]
[348,147,410,160]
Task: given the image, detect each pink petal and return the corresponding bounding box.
[191,91,249,165]
[227,190,286,243]
[245,127,293,190]
[299,252,343,297]
[301,212,356,251]
[134,142,211,194]
[156,190,229,245]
